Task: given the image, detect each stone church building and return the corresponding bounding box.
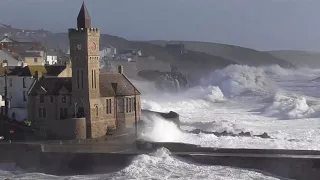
[27,3,141,140]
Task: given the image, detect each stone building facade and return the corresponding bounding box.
[27,3,141,140]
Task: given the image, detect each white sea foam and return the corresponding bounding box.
[262,93,320,119]
[0,149,280,180]
[200,65,276,97]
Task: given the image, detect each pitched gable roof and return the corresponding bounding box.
[0,50,21,66]
[28,77,72,96]
[99,73,141,97]
[18,52,41,58]
[28,72,141,97]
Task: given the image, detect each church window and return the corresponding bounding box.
[94,70,97,88]
[81,70,84,88]
[117,98,124,113]
[106,99,111,114]
[38,108,46,117]
[43,108,47,117]
[91,70,94,88]
[77,70,80,89]
[60,108,68,119]
[125,98,129,113]
[39,95,44,103]
[129,98,133,112]
[39,108,42,117]
[61,95,67,103]
[95,105,99,116]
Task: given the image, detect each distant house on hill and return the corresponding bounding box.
[4,63,71,122]
[100,45,117,59]
[165,42,186,54]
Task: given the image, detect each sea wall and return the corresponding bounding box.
[1,141,320,179]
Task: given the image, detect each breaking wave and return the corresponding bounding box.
[262,93,320,119]
[0,149,280,180]
[115,148,280,180]
[200,65,277,98]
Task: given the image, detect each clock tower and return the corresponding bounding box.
[68,2,101,138]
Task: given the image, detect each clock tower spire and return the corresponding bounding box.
[68,3,100,138]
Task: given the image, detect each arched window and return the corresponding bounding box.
[95,105,98,116]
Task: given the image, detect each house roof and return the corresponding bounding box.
[18,52,41,58]
[0,37,14,43]
[7,65,66,77]
[29,77,72,96]
[0,50,21,66]
[28,72,141,96]
[28,45,46,51]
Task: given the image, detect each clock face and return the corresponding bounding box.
[76,44,82,51]
[90,42,96,51]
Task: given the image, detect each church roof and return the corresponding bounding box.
[28,72,141,97]
[29,77,72,95]
[77,2,91,28]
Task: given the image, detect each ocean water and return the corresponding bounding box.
[2,64,320,179]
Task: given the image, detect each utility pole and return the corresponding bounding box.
[4,70,8,116]
[134,89,138,139]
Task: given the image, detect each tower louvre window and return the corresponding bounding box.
[77,70,80,89]
[81,70,84,88]
[91,69,94,88]
[94,69,97,88]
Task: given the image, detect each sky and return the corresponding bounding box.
[0,0,319,51]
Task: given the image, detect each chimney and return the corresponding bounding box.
[118,65,123,74]
[2,60,8,67]
[34,71,42,80]
[65,60,71,68]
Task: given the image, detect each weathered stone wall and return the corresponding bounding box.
[49,118,86,140]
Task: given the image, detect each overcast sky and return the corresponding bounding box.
[0,0,319,51]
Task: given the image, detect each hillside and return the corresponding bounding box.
[0,24,294,74]
[149,40,294,68]
[267,50,320,68]
[42,33,236,75]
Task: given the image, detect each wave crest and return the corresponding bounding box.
[262,93,320,119]
[201,65,276,97]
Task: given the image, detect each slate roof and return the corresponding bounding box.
[0,50,21,66]
[28,72,141,97]
[29,77,72,95]
[99,73,140,96]
[7,65,66,77]
[77,2,91,28]
[18,52,41,58]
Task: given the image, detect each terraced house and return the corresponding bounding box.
[27,3,141,140]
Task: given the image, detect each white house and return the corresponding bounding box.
[46,51,59,65]
[100,45,117,59]
[6,64,72,121]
